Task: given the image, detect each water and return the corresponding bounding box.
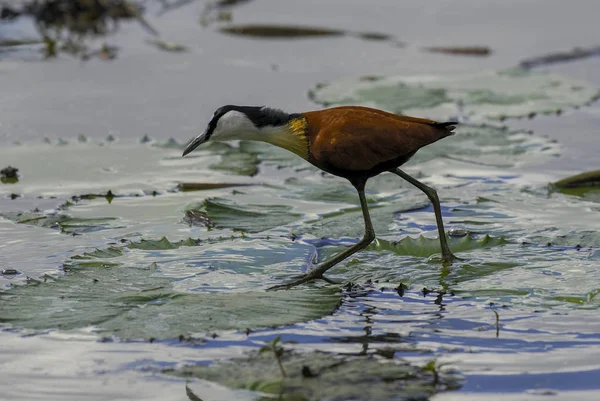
[2,1,600,400]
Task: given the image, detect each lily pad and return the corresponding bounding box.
[169,350,462,401]
[552,169,600,189]
[549,170,600,203]
[310,68,600,121]
[411,124,560,167]
[2,210,120,235]
[372,235,507,258]
[0,140,250,198]
[188,198,302,233]
[0,259,339,339]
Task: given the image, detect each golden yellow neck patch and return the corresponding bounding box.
[288,117,308,141]
[256,117,309,160]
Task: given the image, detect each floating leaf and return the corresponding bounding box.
[0,262,339,339]
[189,198,302,233]
[210,151,259,176]
[126,236,199,250]
[310,68,600,121]
[552,169,600,189]
[372,235,507,258]
[2,211,119,235]
[167,351,462,400]
[412,124,560,167]
[71,247,124,260]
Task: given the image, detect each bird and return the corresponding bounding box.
[182,105,458,290]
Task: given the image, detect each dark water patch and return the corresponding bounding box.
[462,369,600,393]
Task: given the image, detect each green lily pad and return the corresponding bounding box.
[0,141,247,198]
[310,68,600,121]
[127,236,199,250]
[210,150,260,176]
[1,210,120,235]
[188,198,302,233]
[553,169,600,188]
[411,124,560,167]
[372,235,508,258]
[0,260,339,339]
[551,169,600,200]
[169,350,462,401]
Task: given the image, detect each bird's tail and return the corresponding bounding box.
[433,121,458,135]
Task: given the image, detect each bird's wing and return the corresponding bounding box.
[307,107,455,172]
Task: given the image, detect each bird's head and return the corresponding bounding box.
[182,105,308,158]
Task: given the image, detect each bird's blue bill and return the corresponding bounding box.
[182,129,208,156]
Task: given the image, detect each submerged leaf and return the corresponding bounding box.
[168,351,462,400]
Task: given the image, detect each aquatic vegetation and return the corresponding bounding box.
[171,349,463,401]
[310,68,600,122]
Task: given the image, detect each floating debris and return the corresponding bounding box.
[198,0,253,26]
[219,24,346,38]
[521,45,600,69]
[183,209,216,228]
[218,24,401,45]
[146,38,188,52]
[426,46,491,56]
[1,166,19,184]
[1,269,20,276]
[178,182,255,191]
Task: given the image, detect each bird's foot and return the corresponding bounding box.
[430,251,463,265]
[267,271,339,291]
[442,252,463,265]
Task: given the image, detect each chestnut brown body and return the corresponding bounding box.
[301,106,455,184]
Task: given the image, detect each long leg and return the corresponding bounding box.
[268,186,376,291]
[391,168,457,263]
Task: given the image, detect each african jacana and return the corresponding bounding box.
[183,105,458,290]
